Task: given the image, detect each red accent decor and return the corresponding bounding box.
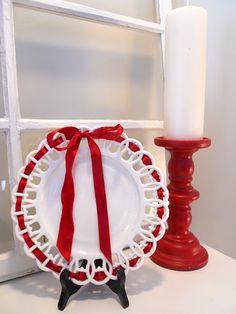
[151,136,211,271]
[14,127,162,280]
[47,125,124,264]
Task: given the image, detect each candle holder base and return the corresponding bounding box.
[151,231,208,271]
[151,137,211,271]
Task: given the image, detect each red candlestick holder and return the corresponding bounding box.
[151,136,211,271]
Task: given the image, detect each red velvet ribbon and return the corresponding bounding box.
[47,124,123,265]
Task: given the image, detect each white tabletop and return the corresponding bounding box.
[0,246,236,314]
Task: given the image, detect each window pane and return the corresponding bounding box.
[64,0,157,22]
[21,131,48,161]
[14,6,163,120]
[0,132,14,253]
[0,57,4,117]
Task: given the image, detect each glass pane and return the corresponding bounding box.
[14,6,163,120]
[21,131,48,161]
[21,129,166,174]
[64,0,157,22]
[0,132,14,253]
[0,56,5,117]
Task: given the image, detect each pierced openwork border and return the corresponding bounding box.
[11,126,169,285]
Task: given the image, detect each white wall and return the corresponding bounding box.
[189,0,236,259]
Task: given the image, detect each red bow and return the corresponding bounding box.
[47,124,123,265]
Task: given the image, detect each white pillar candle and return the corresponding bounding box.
[164,6,207,139]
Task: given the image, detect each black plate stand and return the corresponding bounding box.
[58,267,129,310]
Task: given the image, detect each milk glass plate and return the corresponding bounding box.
[12,126,169,285]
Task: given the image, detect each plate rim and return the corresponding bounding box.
[11,126,169,285]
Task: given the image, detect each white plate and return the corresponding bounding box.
[12,126,169,285]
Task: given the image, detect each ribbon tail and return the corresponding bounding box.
[90,141,113,265]
[56,146,79,263]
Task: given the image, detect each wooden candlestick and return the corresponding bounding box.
[151,137,211,271]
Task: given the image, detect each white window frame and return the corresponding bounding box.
[0,0,172,281]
